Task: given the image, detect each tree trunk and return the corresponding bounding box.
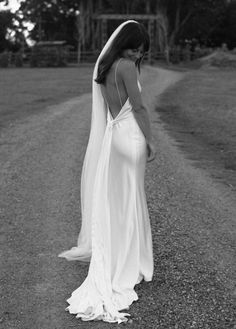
[168,4,180,48]
[145,0,150,14]
[76,1,85,63]
[169,5,193,48]
[156,11,169,64]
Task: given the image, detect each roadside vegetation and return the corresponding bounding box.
[156,66,236,189]
[0,66,93,128]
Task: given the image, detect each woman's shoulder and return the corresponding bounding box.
[119,58,135,69]
[111,58,135,70]
[118,58,137,77]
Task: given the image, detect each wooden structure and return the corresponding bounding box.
[74,0,168,63]
[34,41,67,48]
[93,14,160,63]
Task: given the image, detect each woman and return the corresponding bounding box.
[58,20,155,323]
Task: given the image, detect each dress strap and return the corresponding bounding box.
[115,58,123,108]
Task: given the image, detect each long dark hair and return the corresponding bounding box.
[95,22,150,84]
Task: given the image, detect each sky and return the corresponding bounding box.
[0,0,35,45]
[0,0,21,12]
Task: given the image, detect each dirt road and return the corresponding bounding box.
[0,67,235,329]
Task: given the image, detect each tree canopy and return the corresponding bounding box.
[0,0,235,52]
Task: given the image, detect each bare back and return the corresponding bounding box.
[100,59,130,120]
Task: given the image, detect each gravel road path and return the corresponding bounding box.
[0,67,235,329]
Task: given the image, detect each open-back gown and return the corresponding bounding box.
[63,59,153,323]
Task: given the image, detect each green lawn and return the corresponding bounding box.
[0,66,93,127]
[156,67,236,187]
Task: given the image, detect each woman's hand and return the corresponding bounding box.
[147,142,156,162]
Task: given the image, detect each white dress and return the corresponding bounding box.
[62,61,153,323]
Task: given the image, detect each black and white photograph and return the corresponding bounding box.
[0,0,236,328]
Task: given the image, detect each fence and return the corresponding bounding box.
[0,48,212,68]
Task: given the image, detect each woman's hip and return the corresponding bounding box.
[111,118,147,163]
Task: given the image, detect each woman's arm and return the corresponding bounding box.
[120,60,152,145]
[132,105,152,144]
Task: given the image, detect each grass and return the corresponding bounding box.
[153,59,203,71]
[0,66,93,128]
[156,67,236,189]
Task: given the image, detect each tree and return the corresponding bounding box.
[173,0,227,47]
[0,10,20,52]
[214,0,236,49]
[18,0,80,44]
[149,0,227,48]
[16,0,231,56]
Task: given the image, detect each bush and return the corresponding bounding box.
[30,46,67,67]
[45,47,58,67]
[30,48,38,67]
[15,52,23,67]
[182,46,191,62]
[0,52,9,67]
[210,54,236,68]
[170,49,181,64]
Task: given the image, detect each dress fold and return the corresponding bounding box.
[61,98,153,323]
